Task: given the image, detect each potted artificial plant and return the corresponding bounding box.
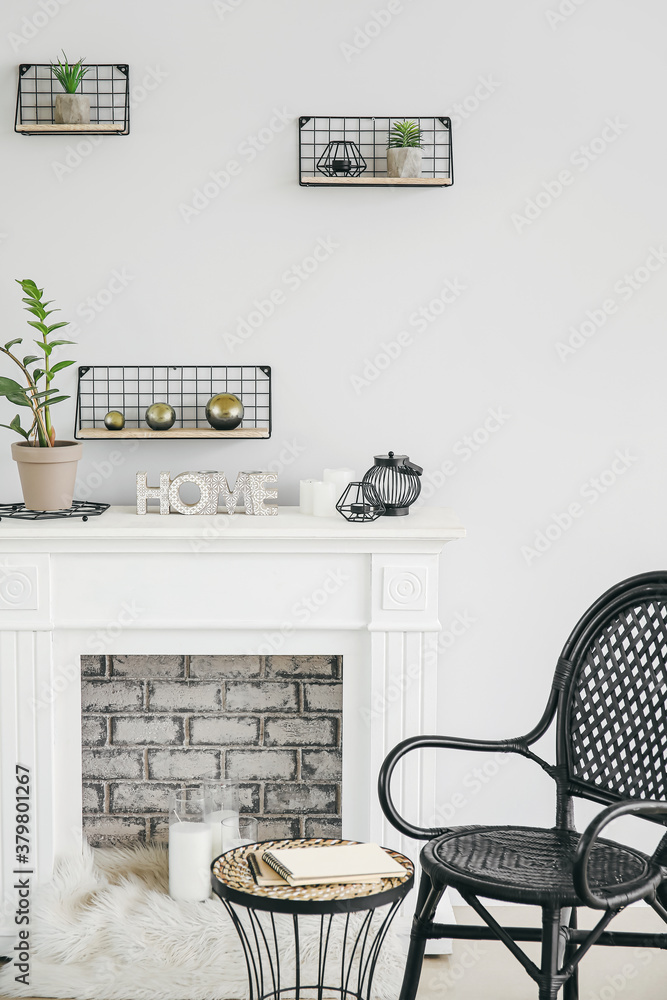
[0,279,81,511]
[51,52,90,125]
[386,119,424,178]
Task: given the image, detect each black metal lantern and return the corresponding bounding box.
[362,451,423,516]
[336,482,386,522]
[317,141,367,178]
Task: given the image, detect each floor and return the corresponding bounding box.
[2,906,666,999]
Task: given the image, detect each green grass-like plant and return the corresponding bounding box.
[387,119,423,149]
[0,280,76,447]
[51,51,89,94]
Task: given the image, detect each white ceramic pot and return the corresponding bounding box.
[11,440,83,511]
[387,147,423,178]
[54,94,91,125]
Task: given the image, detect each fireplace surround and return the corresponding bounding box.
[0,504,464,951]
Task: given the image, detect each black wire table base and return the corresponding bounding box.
[221,898,404,1000]
[0,501,110,522]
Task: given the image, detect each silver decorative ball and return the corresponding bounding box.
[205,393,244,430]
[145,402,176,431]
[104,410,125,431]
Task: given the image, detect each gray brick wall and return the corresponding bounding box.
[81,654,342,846]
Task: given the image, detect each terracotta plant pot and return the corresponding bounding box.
[387,148,423,178]
[54,94,91,125]
[11,441,83,511]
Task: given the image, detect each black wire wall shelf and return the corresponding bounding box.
[299,116,453,187]
[15,63,130,135]
[74,365,272,440]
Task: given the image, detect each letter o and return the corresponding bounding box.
[545,524,561,542]
[203,181,219,199]
[365,20,380,37]
[536,191,551,209]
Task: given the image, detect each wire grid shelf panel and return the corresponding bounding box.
[75,365,271,438]
[16,64,130,132]
[299,116,453,184]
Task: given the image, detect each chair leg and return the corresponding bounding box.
[538,906,562,1000]
[398,869,444,1000]
[563,908,579,1000]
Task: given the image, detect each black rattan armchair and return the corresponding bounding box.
[378,572,667,1000]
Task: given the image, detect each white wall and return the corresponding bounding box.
[1,0,665,834]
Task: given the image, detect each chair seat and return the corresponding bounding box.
[421,825,653,906]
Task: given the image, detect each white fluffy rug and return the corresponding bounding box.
[0,843,405,1000]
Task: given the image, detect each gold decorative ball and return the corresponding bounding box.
[205,393,244,430]
[104,410,125,431]
[145,402,176,431]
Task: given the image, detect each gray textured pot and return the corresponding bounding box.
[54,93,91,125]
[11,440,83,510]
[387,147,423,178]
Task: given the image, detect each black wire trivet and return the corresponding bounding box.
[0,501,109,522]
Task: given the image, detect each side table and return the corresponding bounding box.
[212,837,414,1000]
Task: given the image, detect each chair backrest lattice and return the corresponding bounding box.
[567,598,667,802]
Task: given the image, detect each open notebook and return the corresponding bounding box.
[260,843,407,887]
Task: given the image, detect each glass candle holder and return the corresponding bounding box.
[222,814,259,850]
[203,778,241,859]
[168,787,212,902]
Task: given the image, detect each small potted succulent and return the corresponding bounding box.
[0,279,80,511]
[51,52,90,125]
[386,119,424,178]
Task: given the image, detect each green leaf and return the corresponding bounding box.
[46,321,69,334]
[0,376,25,396]
[6,391,32,407]
[49,359,76,374]
[22,355,39,366]
[37,395,69,407]
[34,340,53,356]
[32,388,61,399]
[4,338,23,350]
[27,321,48,334]
[48,340,76,348]
[32,369,45,381]
[0,420,29,440]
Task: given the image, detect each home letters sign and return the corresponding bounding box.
[136,471,278,516]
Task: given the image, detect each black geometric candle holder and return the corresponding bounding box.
[317,141,367,178]
[336,482,385,522]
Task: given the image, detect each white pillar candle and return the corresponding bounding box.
[168,821,213,902]
[312,480,337,517]
[323,468,355,504]
[299,479,319,515]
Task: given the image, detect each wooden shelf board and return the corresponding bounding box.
[301,176,452,186]
[17,123,126,133]
[77,427,270,440]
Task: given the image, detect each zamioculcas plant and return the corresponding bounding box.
[386,119,424,179]
[0,278,75,446]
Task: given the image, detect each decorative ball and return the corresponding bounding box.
[145,402,176,431]
[104,410,125,431]
[205,393,244,430]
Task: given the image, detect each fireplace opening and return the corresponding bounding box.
[80,654,343,846]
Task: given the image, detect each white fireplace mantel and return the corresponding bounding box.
[0,505,464,946]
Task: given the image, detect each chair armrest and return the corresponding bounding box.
[573,800,667,909]
[377,731,553,841]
